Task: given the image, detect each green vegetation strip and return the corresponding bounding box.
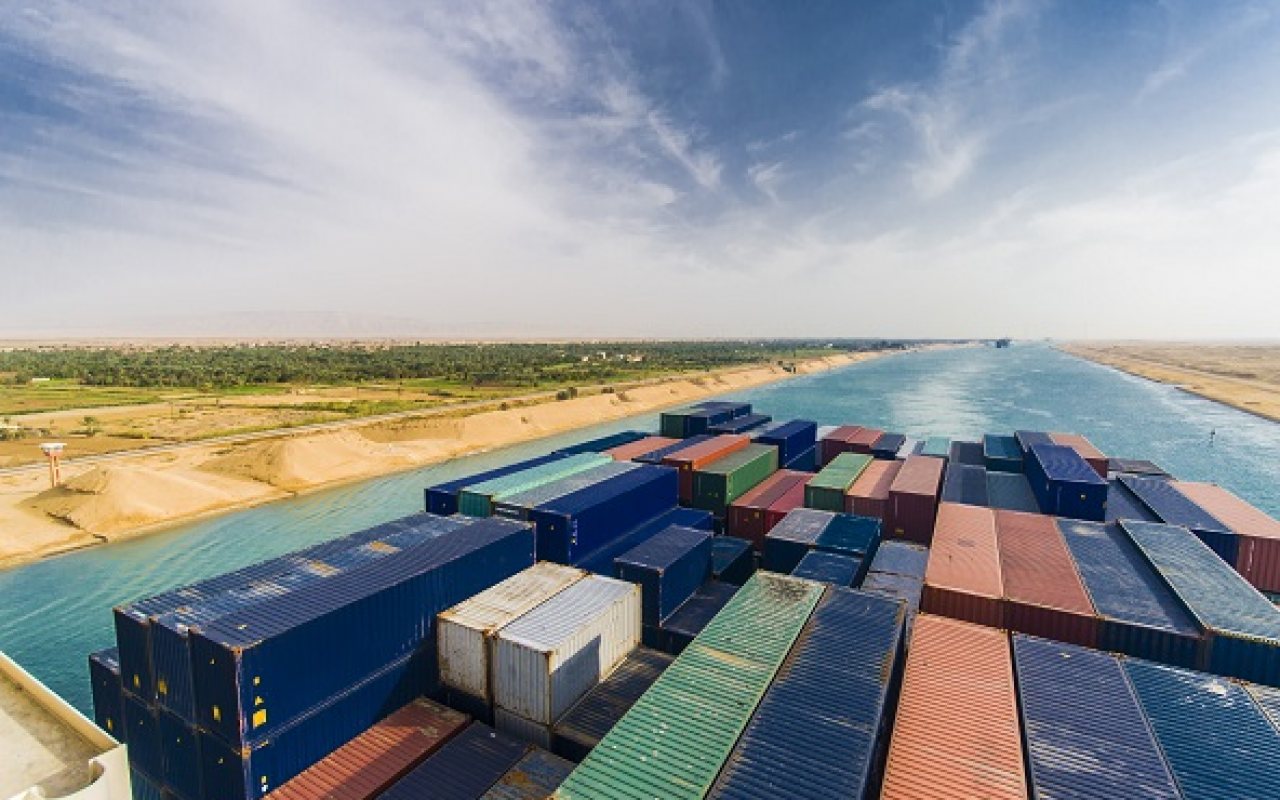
[457,453,612,517]
[805,452,872,512]
[554,573,824,800]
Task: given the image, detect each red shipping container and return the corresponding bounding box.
[923,503,1004,628]
[604,436,678,462]
[995,509,1099,648]
[818,425,862,466]
[762,480,808,535]
[726,470,809,549]
[887,455,945,543]
[267,698,468,800]
[1049,432,1108,478]
[845,459,903,518]
[661,434,749,503]
[882,614,1026,800]
[1174,481,1280,593]
[845,426,883,455]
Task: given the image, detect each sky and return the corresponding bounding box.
[2,0,1279,340]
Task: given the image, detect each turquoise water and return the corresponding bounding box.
[1,344,1275,715]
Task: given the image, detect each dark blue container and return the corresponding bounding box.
[658,581,739,655]
[871,432,906,460]
[661,406,736,438]
[865,541,928,580]
[1126,658,1280,799]
[783,444,818,473]
[529,465,678,563]
[698,400,752,418]
[158,709,202,800]
[633,434,713,465]
[190,518,533,747]
[1107,478,1160,523]
[381,722,530,800]
[552,647,673,762]
[615,525,713,625]
[763,509,833,573]
[572,507,713,576]
[130,768,164,800]
[199,649,432,800]
[1014,430,1054,457]
[1245,682,1280,734]
[710,537,754,586]
[983,434,1023,473]
[552,430,648,456]
[1057,520,1201,668]
[709,413,773,435]
[941,463,989,506]
[1121,520,1280,685]
[1027,443,1107,521]
[754,419,817,464]
[1119,474,1236,564]
[985,471,1040,512]
[708,588,905,800]
[859,572,923,613]
[89,647,124,742]
[1012,635,1180,800]
[816,514,880,571]
[1108,458,1170,478]
[791,551,861,587]
[486,749,575,799]
[123,692,163,781]
[948,440,985,467]
[424,453,564,515]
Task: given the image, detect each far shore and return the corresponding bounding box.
[0,348,909,570]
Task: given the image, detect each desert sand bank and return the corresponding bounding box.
[0,351,880,569]
[1063,344,1280,423]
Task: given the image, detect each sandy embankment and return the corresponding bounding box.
[0,352,874,568]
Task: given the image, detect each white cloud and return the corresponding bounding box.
[747,162,785,202]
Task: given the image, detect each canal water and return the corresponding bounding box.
[1,344,1276,714]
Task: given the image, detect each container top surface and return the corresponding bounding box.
[1013,430,1053,453]
[847,427,883,447]
[709,413,772,434]
[872,431,906,451]
[1119,474,1231,533]
[1173,481,1280,538]
[767,508,834,544]
[890,455,945,496]
[1049,431,1106,460]
[882,614,1026,800]
[848,458,903,500]
[920,436,950,457]
[729,469,807,510]
[89,647,120,671]
[571,507,712,575]
[948,440,985,466]
[535,464,673,515]
[463,453,612,498]
[1107,478,1160,523]
[555,431,649,456]
[867,540,929,579]
[791,551,861,586]
[660,434,749,466]
[983,434,1022,461]
[809,452,873,489]
[1108,458,1170,477]
[1244,682,1280,735]
[1029,443,1107,485]
[925,503,1002,598]
[1120,520,1280,639]
[699,443,776,475]
[498,574,638,652]
[660,581,740,638]
[615,525,711,571]
[995,510,1094,614]
[481,749,575,800]
[711,536,751,562]
[821,425,862,443]
[498,461,639,510]
[429,454,566,495]
[859,571,924,607]
[816,513,881,556]
[603,436,678,461]
[634,435,712,464]
[766,480,808,512]
[382,722,531,800]
[438,562,586,633]
[755,419,817,441]
[942,463,989,504]
[985,472,1039,512]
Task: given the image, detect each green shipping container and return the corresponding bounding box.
[920,437,950,458]
[805,453,872,512]
[691,443,779,516]
[553,573,823,800]
[456,453,611,517]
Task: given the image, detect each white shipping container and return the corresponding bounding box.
[493,575,641,725]
[438,562,587,704]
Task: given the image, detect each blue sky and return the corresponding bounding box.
[2,0,1278,339]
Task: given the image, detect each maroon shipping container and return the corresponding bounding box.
[604,436,678,462]
[887,455,945,543]
[995,509,1099,648]
[726,470,810,550]
[845,427,883,455]
[661,434,750,503]
[267,698,468,800]
[818,425,862,467]
[846,459,903,518]
[763,480,808,534]
[922,503,1004,628]
[1174,481,1280,593]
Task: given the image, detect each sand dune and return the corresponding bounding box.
[204,430,420,492]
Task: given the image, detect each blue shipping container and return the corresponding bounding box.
[190,518,533,746]
[553,431,648,456]
[1012,635,1180,800]
[530,465,678,563]
[89,647,124,742]
[492,462,638,520]
[551,646,672,762]
[815,514,880,573]
[1057,520,1201,668]
[382,722,530,800]
[762,509,833,573]
[709,413,773,435]
[784,445,818,473]
[1119,474,1236,564]
[485,749,575,799]
[1014,430,1054,457]
[1109,458,1170,478]
[754,419,817,465]
[985,472,1040,513]
[123,693,162,781]
[983,434,1023,473]
[425,454,565,516]
[130,768,164,800]
[571,507,713,576]
[633,434,713,465]
[871,432,906,460]
[941,463,989,506]
[866,541,929,580]
[708,588,905,800]
[158,708,202,800]
[1027,443,1107,521]
[948,440,985,467]
[615,525,712,626]
[791,551,861,587]
[656,581,739,656]
[1106,478,1160,523]
[711,536,754,586]
[859,572,923,616]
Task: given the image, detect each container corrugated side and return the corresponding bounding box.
[123,692,162,781]
[438,563,587,707]
[726,470,808,549]
[656,581,739,656]
[881,614,1026,800]
[459,453,612,517]
[948,440,985,467]
[1049,431,1108,477]
[551,647,672,762]
[89,647,123,742]
[571,507,713,577]
[492,462,639,520]
[633,434,712,465]
[381,722,531,800]
[708,413,773,435]
[426,454,565,516]
[866,540,929,580]
[691,443,779,516]
[482,749,575,799]
[762,480,808,540]
[1026,443,1108,521]
[1122,520,1280,684]
[790,551,861,587]
[267,698,468,800]
[493,575,641,725]
[997,510,1098,648]
[752,419,817,464]
[859,572,923,639]
[710,537,754,586]
[815,513,880,565]
[817,425,861,466]
[1119,473,1236,563]
[922,503,1004,628]
[1013,429,1054,456]
[887,455,944,543]
[530,465,679,564]
[603,436,679,461]
[553,573,823,800]
[986,471,1040,513]
[846,458,902,518]
[1012,636,1179,799]
[805,452,872,512]
[941,463,989,506]
[1175,481,1280,592]
[708,589,906,800]
[614,525,711,625]
[157,708,201,799]
[1109,457,1170,478]
[1107,477,1160,522]
[553,431,649,456]
[1057,519,1201,668]
[1126,659,1280,799]
[982,434,1023,473]
[661,435,751,503]
[1245,681,1280,734]
[762,508,833,573]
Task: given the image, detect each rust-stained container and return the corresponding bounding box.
[661,435,750,503]
[887,455,945,543]
[995,509,1099,648]
[922,503,1004,628]
[1175,481,1280,593]
[881,614,1027,800]
[818,425,861,466]
[762,480,807,534]
[725,470,808,550]
[846,459,903,519]
[604,436,678,462]
[266,698,468,800]
[1049,432,1108,478]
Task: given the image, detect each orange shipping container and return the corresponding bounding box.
[661,434,749,503]
[1174,481,1280,593]
[923,502,1004,628]
[995,509,1099,648]
[882,614,1027,800]
[845,459,903,518]
[604,436,678,462]
[845,426,883,454]
[1049,432,1108,478]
